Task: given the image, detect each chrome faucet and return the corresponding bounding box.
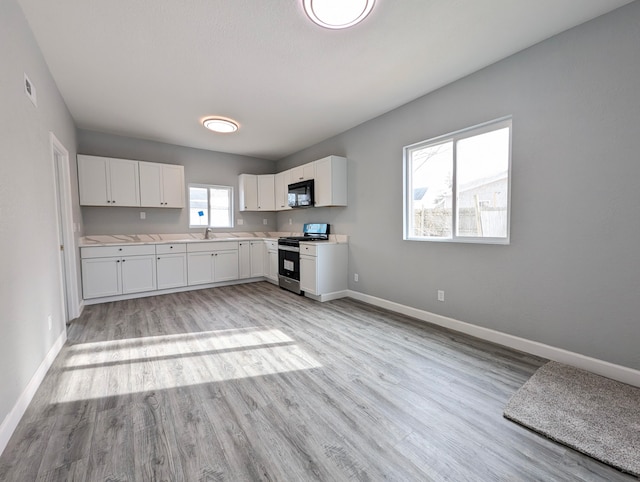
[204,227,213,239]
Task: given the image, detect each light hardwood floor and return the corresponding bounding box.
[0,282,635,481]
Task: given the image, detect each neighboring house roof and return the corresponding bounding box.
[458,170,508,193]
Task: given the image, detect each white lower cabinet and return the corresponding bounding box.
[80,238,347,303]
[238,241,251,279]
[156,244,187,289]
[81,257,121,298]
[264,240,278,283]
[215,250,240,282]
[299,243,348,297]
[238,240,264,279]
[187,241,239,285]
[81,245,157,299]
[250,241,264,277]
[300,255,317,294]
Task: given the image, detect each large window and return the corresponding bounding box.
[404,117,511,243]
[188,184,233,228]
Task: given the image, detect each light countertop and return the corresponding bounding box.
[80,232,347,247]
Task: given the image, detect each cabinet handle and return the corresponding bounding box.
[118,248,122,251]
[122,259,125,262]
[170,246,173,249]
[116,260,120,263]
[158,257,160,260]
[112,200,116,204]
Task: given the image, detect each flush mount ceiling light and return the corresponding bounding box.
[203,117,239,133]
[303,0,375,29]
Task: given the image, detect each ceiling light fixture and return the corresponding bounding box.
[203,117,239,133]
[303,0,375,29]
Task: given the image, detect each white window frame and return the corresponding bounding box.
[188,183,234,228]
[403,116,512,244]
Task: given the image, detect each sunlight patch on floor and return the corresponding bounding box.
[65,327,294,365]
[54,328,321,403]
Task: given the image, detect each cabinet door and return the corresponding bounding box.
[239,174,258,211]
[139,161,163,207]
[161,164,185,208]
[214,250,239,282]
[300,255,317,295]
[315,156,347,207]
[250,241,264,277]
[314,156,331,207]
[121,255,156,294]
[157,253,187,289]
[81,257,121,298]
[274,171,290,211]
[268,250,278,282]
[78,155,110,206]
[109,158,140,207]
[187,252,214,285]
[257,175,275,211]
[238,242,251,279]
[290,163,315,182]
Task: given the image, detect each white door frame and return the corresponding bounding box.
[50,132,80,320]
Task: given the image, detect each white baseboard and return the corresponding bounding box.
[304,289,349,302]
[0,329,67,455]
[347,290,640,388]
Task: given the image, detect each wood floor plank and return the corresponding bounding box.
[1,282,635,481]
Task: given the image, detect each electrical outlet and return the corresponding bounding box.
[289,218,292,225]
[263,219,268,225]
[237,218,243,225]
[437,290,445,302]
[140,212,146,220]
[354,273,359,282]
[47,314,52,330]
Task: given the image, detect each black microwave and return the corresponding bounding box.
[288,179,314,208]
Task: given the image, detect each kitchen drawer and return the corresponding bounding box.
[265,240,278,252]
[187,241,238,253]
[81,244,156,259]
[299,243,317,256]
[156,243,187,254]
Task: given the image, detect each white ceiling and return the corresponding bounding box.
[18,0,633,160]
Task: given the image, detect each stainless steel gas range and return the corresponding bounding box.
[278,223,329,294]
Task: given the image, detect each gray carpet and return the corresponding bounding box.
[504,361,640,477]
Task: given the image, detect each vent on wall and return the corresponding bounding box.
[24,73,37,107]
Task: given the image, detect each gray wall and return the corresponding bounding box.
[0,0,79,428]
[277,2,640,370]
[78,130,277,235]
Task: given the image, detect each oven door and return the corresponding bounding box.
[278,245,300,280]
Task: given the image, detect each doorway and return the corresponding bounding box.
[50,133,80,322]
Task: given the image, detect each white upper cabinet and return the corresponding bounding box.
[314,156,347,207]
[238,174,258,211]
[257,174,275,211]
[240,155,346,211]
[289,162,315,183]
[239,173,275,211]
[139,161,185,208]
[275,171,291,211]
[78,155,140,207]
[79,155,184,209]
